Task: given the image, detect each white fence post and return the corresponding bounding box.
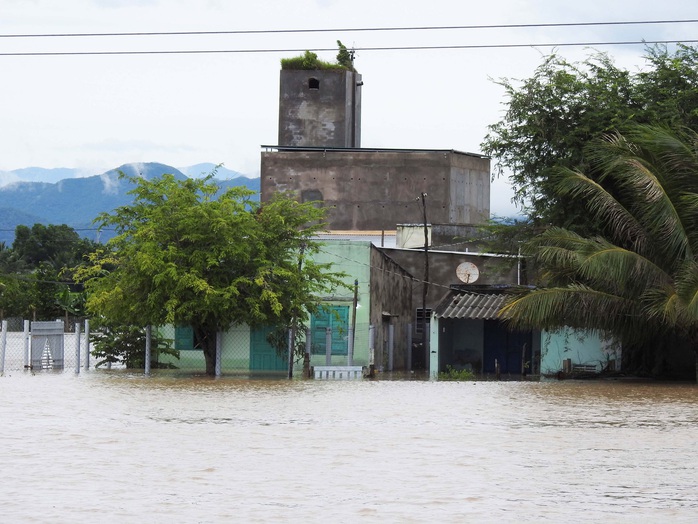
[23,320,30,370]
[0,320,7,374]
[75,322,81,374]
[84,319,90,370]
[144,325,152,376]
[215,331,222,377]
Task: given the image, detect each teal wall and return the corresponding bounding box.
[540,328,619,374]
[156,241,374,372]
[309,240,373,367]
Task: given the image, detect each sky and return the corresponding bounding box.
[1,0,697,217]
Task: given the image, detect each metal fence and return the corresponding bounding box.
[1,319,411,376]
[151,322,386,376]
[0,319,91,374]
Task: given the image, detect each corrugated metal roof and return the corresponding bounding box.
[434,291,508,320]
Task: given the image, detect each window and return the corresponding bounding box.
[308,77,320,90]
[174,325,202,350]
[414,308,432,335]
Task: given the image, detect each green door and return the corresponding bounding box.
[249,326,287,371]
[311,306,349,356]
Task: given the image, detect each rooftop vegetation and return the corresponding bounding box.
[281,41,357,72]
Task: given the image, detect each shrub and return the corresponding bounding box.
[438,365,476,381]
[281,41,356,72]
[90,322,179,369]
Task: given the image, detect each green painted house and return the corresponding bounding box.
[156,239,414,375]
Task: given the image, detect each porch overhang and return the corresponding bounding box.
[433,290,509,320]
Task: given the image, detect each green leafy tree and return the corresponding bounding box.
[482,44,698,232]
[500,126,698,378]
[13,223,97,270]
[90,320,179,369]
[55,286,86,325]
[0,276,33,320]
[80,173,345,375]
[0,224,96,321]
[336,40,355,71]
[30,264,66,320]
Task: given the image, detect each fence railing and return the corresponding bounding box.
[1,320,416,376]
[0,319,91,374]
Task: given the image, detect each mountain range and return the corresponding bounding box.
[0,162,260,245]
[0,162,245,186]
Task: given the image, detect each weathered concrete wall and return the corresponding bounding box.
[261,149,490,230]
[379,248,522,329]
[449,153,491,224]
[369,246,414,371]
[278,69,362,148]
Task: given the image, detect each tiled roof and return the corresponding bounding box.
[434,291,508,320]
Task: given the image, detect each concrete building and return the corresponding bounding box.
[278,69,362,148]
[261,147,490,231]
[262,67,491,232]
[262,61,499,373]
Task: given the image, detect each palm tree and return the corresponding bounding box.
[500,125,698,378]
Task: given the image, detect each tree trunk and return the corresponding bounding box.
[196,326,217,376]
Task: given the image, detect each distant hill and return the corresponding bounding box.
[179,163,245,179]
[0,167,90,185]
[0,162,260,244]
[0,163,248,187]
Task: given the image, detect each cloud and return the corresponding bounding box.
[83,138,195,154]
[90,0,158,8]
[100,172,121,195]
[0,171,21,188]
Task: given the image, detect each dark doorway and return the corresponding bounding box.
[483,320,532,375]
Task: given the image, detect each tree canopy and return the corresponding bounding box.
[500,126,698,378]
[13,223,96,270]
[80,173,345,375]
[0,223,96,321]
[482,44,698,231]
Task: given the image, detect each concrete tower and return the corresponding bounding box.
[278,69,362,148]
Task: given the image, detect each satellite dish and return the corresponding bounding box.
[456,261,479,284]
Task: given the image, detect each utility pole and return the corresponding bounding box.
[419,192,429,371]
[350,279,358,366]
[288,243,306,379]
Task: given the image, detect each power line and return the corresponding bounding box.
[1,19,696,39]
[1,39,696,57]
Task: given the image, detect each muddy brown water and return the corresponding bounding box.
[1,372,696,522]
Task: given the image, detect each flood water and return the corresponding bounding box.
[1,372,696,523]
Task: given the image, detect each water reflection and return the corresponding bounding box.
[1,373,696,522]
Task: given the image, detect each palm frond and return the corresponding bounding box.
[553,167,649,255]
[591,129,693,263]
[674,260,698,321]
[528,228,669,293]
[510,126,698,358]
[499,284,638,335]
